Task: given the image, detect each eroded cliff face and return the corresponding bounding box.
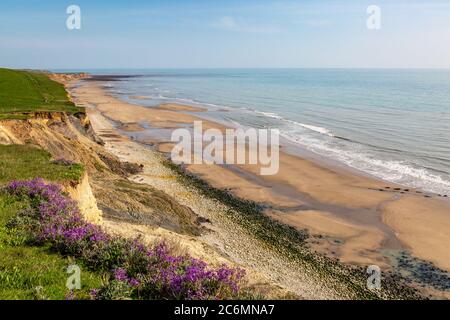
[0,112,203,236]
[66,173,102,224]
[0,113,106,167]
[0,112,105,223]
[0,124,21,144]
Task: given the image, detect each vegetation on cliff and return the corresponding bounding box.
[0,144,245,300]
[0,145,100,299]
[0,145,84,184]
[0,68,83,117]
[3,178,245,300]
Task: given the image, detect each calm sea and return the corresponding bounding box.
[74,69,450,195]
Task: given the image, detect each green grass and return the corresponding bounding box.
[0,68,84,116]
[0,144,84,184]
[0,144,101,300]
[0,193,102,300]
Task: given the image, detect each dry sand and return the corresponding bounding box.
[72,80,450,276]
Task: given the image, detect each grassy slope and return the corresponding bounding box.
[0,146,101,299]
[0,193,102,300]
[0,145,84,184]
[0,68,83,116]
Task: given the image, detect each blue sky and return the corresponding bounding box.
[1,0,450,69]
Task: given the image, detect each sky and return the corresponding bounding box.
[1,0,450,69]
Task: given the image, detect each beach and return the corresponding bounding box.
[70,77,450,296]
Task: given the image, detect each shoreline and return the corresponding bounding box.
[69,77,450,296]
[100,77,450,198]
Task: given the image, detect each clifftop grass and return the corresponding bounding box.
[0,68,84,116]
[0,145,84,184]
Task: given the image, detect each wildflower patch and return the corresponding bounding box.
[6,178,245,300]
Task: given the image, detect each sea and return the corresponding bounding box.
[63,68,450,195]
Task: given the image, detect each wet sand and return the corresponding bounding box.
[71,80,450,275]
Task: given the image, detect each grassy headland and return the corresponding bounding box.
[0,68,83,117]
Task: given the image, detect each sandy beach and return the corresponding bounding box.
[70,78,450,290]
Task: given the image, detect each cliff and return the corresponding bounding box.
[66,173,102,224]
[0,111,204,237]
[0,112,104,223]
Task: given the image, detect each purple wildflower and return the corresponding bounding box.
[7,179,246,300]
[129,278,140,287]
[114,268,128,282]
[65,290,75,300]
[89,289,98,300]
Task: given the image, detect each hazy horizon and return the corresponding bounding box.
[2,0,450,69]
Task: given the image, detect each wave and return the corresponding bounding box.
[254,111,284,120]
[280,130,450,195]
[108,81,450,195]
[252,110,334,137]
[259,108,450,194]
[290,122,334,137]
